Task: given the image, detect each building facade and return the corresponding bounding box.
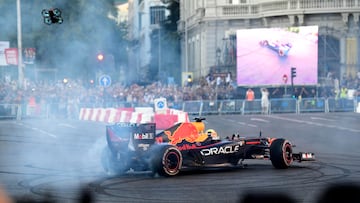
[113,1,129,24]
[178,0,360,85]
[128,0,168,83]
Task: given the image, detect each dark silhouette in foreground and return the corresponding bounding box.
[1,182,359,202]
[240,182,360,203]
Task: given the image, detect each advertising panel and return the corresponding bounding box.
[236,26,318,86]
[0,41,10,66]
[5,48,18,65]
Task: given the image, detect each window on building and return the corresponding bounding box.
[228,0,247,4]
[150,6,166,25]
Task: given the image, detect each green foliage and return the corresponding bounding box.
[148,0,180,84]
[0,0,128,81]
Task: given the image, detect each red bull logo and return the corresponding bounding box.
[164,123,200,145]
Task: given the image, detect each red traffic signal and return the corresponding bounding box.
[282,74,288,84]
[97,53,104,61]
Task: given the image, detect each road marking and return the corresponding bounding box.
[17,123,57,138]
[236,121,257,128]
[237,121,246,125]
[58,123,76,129]
[247,124,258,128]
[33,128,57,138]
[250,118,270,123]
[270,115,360,133]
[310,117,335,122]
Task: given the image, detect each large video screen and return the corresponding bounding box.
[236,26,318,86]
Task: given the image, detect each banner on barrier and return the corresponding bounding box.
[0,41,9,66]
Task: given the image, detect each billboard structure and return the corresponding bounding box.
[5,48,18,65]
[0,41,10,66]
[236,26,318,86]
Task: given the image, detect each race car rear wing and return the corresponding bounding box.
[106,122,156,152]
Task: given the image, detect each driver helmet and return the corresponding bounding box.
[206,129,220,140]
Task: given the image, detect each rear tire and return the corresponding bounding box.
[101,147,128,176]
[279,49,285,56]
[260,40,268,46]
[270,138,293,169]
[150,144,182,177]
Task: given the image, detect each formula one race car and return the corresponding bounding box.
[101,118,315,176]
[259,39,292,56]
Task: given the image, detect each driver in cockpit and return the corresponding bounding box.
[204,129,221,144]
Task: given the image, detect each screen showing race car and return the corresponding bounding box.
[236,26,318,86]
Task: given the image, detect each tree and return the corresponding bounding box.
[148,1,180,84]
[162,1,181,84]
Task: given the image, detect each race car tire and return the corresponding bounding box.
[149,144,182,177]
[260,40,268,46]
[229,156,241,166]
[270,138,293,169]
[101,147,128,176]
[278,49,285,56]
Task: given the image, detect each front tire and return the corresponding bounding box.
[150,144,182,177]
[270,138,293,169]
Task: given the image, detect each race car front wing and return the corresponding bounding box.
[293,152,315,162]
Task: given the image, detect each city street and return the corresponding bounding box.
[0,112,359,202]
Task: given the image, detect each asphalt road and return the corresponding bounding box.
[0,112,359,203]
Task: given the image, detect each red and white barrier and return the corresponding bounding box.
[154,113,178,130]
[135,107,154,123]
[79,107,189,130]
[167,108,190,123]
[79,108,151,123]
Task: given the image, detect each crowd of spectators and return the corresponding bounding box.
[0,75,238,108]
[0,71,359,117]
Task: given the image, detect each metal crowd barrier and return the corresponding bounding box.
[181,97,358,116]
[0,97,358,120]
[0,104,20,119]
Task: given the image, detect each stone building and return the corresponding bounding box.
[178,0,360,85]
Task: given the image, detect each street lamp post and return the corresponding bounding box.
[184,0,188,73]
[216,47,221,72]
[17,0,24,89]
[158,26,161,80]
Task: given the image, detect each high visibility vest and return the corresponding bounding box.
[246,90,255,101]
[28,96,36,107]
[340,88,347,99]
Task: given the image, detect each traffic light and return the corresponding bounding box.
[97,53,104,61]
[187,74,192,83]
[291,67,297,78]
[187,74,193,87]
